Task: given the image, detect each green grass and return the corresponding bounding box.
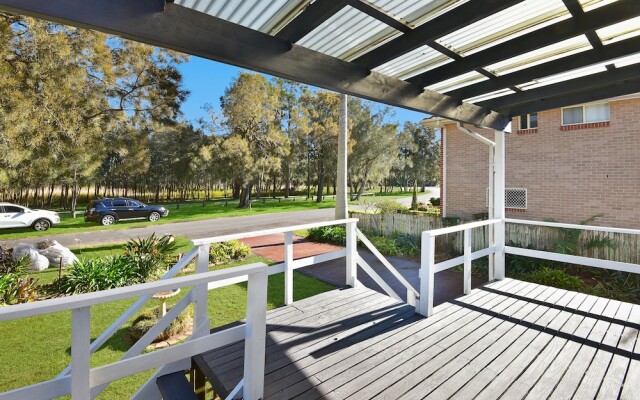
[0,240,335,399]
[0,198,338,241]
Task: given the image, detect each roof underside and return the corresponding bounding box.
[2,0,640,130]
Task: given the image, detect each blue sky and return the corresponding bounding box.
[177,56,428,128]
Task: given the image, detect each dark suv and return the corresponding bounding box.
[84,198,169,226]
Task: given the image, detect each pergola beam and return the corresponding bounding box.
[445,36,640,101]
[477,65,640,110]
[0,0,511,130]
[352,0,524,69]
[408,0,640,88]
[498,78,640,116]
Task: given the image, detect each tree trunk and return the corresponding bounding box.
[238,182,254,208]
[316,161,324,203]
[284,163,291,198]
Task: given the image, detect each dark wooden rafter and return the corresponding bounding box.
[351,0,525,69]
[408,0,640,88]
[274,0,350,43]
[561,0,603,49]
[347,0,411,34]
[499,78,640,116]
[445,36,640,100]
[478,64,640,110]
[0,0,511,130]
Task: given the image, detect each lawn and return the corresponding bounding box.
[0,238,335,399]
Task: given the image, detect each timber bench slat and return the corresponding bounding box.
[192,281,640,399]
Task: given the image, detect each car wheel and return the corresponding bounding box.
[148,211,161,222]
[101,214,116,226]
[32,219,51,231]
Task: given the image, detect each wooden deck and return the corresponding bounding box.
[193,279,640,399]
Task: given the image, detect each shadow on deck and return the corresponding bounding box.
[193,279,640,399]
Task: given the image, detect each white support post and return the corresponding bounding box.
[71,307,91,400]
[463,228,472,294]
[284,231,294,305]
[488,145,495,281]
[194,244,210,336]
[243,269,268,400]
[335,93,348,219]
[494,130,506,280]
[418,232,435,317]
[346,221,358,287]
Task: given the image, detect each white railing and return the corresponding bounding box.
[0,217,420,400]
[0,263,269,400]
[419,219,502,317]
[505,219,640,274]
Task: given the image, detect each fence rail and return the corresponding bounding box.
[355,212,640,264]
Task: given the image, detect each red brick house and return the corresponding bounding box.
[424,95,640,229]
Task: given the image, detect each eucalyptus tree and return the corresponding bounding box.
[219,73,289,208]
[347,99,399,201]
[298,90,340,202]
[402,121,439,189]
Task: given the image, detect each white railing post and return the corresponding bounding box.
[463,228,472,294]
[71,307,91,400]
[418,232,435,317]
[243,268,268,400]
[194,244,210,336]
[494,129,506,280]
[346,221,358,287]
[284,231,294,305]
[488,144,495,281]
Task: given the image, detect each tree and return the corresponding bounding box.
[219,73,289,208]
[299,90,340,202]
[347,99,398,201]
[403,122,439,190]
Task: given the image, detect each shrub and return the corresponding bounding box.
[368,236,400,256]
[57,257,138,294]
[525,267,583,291]
[0,273,39,306]
[209,240,251,265]
[307,226,346,245]
[429,197,440,207]
[123,234,176,281]
[127,306,192,344]
[393,233,420,256]
[373,198,405,214]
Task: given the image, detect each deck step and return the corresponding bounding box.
[156,371,198,400]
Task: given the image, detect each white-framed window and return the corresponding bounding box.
[519,113,538,130]
[486,188,528,209]
[561,102,610,125]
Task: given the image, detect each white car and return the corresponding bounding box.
[0,202,61,231]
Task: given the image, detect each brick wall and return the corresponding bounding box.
[443,97,640,229]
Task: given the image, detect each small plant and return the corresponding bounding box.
[373,198,404,214]
[368,236,401,256]
[525,267,583,291]
[209,240,251,265]
[123,234,176,281]
[127,306,192,344]
[393,233,420,256]
[550,215,616,255]
[429,197,440,207]
[57,257,138,294]
[307,226,347,245]
[0,274,39,306]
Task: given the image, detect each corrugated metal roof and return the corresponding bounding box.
[373,45,453,79]
[436,0,570,57]
[296,5,399,60]
[172,0,640,112]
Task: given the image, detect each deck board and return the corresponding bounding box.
[193,279,640,399]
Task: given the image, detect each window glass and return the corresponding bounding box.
[585,103,609,122]
[563,106,583,125]
[112,201,127,207]
[529,113,538,128]
[127,201,141,207]
[3,206,24,213]
[519,115,528,130]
